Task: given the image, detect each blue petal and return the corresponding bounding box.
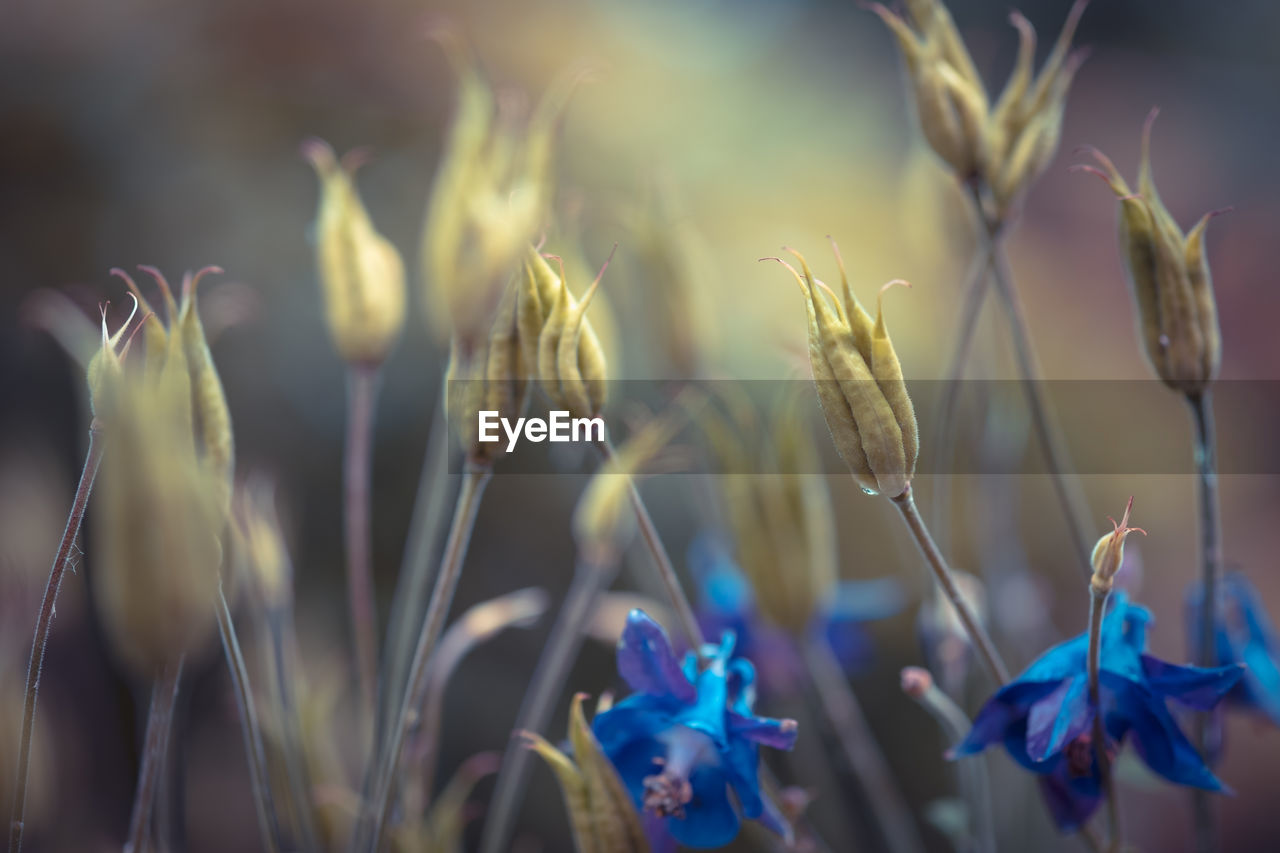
[1141,656,1243,710]
[664,765,742,848]
[722,737,764,819]
[642,813,678,853]
[1120,685,1228,791]
[1026,675,1094,762]
[617,610,696,703]
[592,700,672,758]
[1223,573,1280,724]
[688,533,754,617]
[952,682,1058,758]
[825,578,906,623]
[1038,764,1102,832]
[821,618,874,675]
[1017,636,1089,685]
[600,730,665,808]
[727,711,799,751]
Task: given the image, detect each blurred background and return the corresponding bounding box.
[3,0,1280,850]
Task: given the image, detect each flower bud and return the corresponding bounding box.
[236,476,292,610]
[768,242,918,498]
[1077,111,1225,394]
[1090,497,1145,595]
[304,139,406,366]
[519,246,611,420]
[85,295,141,423]
[700,391,837,634]
[421,35,576,354]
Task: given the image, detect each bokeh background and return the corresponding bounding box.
[2,0,1280,850]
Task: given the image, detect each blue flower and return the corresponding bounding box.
[688,533,903,695]
[592,609,799,848]
[953,592,1243,831]
[1187,572,1280,727]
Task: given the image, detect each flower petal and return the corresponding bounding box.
[665,765,742,848]
[1038,764,1102,832]
[617,609,697,703]
[1026,675,1094,762]
[1141,655,1243,710]
[951,681,1061,758]
[1122,687,1228,791]
[727,711,799,751]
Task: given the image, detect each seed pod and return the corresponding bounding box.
[85,295,141,423]
[237,476,291,610]
[304,139,407,366]
[769,243,918,498]
[522,694,651,853]
[1090,497,1145,595]
[1077,111,1225,394]
[521,246,611,420]
[420,35,576,354]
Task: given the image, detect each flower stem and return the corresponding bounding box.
[479,559,618,853]
[380,389,453,734]
[215,586,282,853]
[891,486,1010,685]
[9,423,103,853]
[265,604,320,853]
[1186,390,1221,853]
[802,638,924,853]
[1087,585,1120,850]
[596,437,705,652]
[125,660,184,853]
[344,363,381,717]
[357,463,491,853]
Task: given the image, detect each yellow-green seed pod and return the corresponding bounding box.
[769,243,917,498]
[700,391,838,634]
[1077,111,1225,394]
[177,267,236,515]
[524,248,611,420]
[237,476,291,610]
[522,694,650,853]
[85,294,141,423]
[1089,497,1145,594]
[304,139,407,366]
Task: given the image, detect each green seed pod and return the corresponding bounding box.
[304,140,407,367]
[769,243,918,498]
[1077,111,1225,394]
[524,247,611,420]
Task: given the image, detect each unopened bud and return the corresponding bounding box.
[1090,497,1145,594]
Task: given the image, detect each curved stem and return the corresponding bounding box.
[802,638,924,853]
[596,438,705,652]
[357,464,491,853]
[1187,391,1221,853]
[1087,586,1120,850]
[891,487,1010,685]
[344,364,381,717]
[266,606,320,853]
[125,660,184,853]
[216,587,282,853]
[479,559,617,853]
[9,423,103,853]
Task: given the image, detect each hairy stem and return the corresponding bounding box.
[802,639,924,853]
[266,605,320,853]
[1087,585,1120,850]
[216,587,282,853]
[344,363,381,716]
[596,437,705,652]
[1187,391,1221,853]
[381,391,453,734]
[891,487,1010,684]
[358,463,491,853]
[9,423,103,853]
[125,660,184,853]
[479,559,617,853]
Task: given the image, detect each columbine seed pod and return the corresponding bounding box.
[1077,112,1225,394]
[1089,497,1145,595]
[446,276,530,466]
[304,139,407,367]
[769,243,918,498]
[700,392,837,635]
[519,246,610,420]
[420,34,575,354]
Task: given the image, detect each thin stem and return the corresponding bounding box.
[266,606,320,853]
[381,391,453,734]
[802,639,924,853]
[596,437,705,652]
[1187,390,1221,853]
[1087,585,1120,850]
[125,660,184,853]
[344,363,381,716]
[9,423,103,853]
[891,487,1010,684]
[479,559,618,853]
[357,464,491,853]
[964,185,1094,579]
[216,586,282,853]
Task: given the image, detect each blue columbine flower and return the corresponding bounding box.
[1187,572,1280,728]
[688,533,903,695]
[592,609,799,848]
[952,592,1243,831]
